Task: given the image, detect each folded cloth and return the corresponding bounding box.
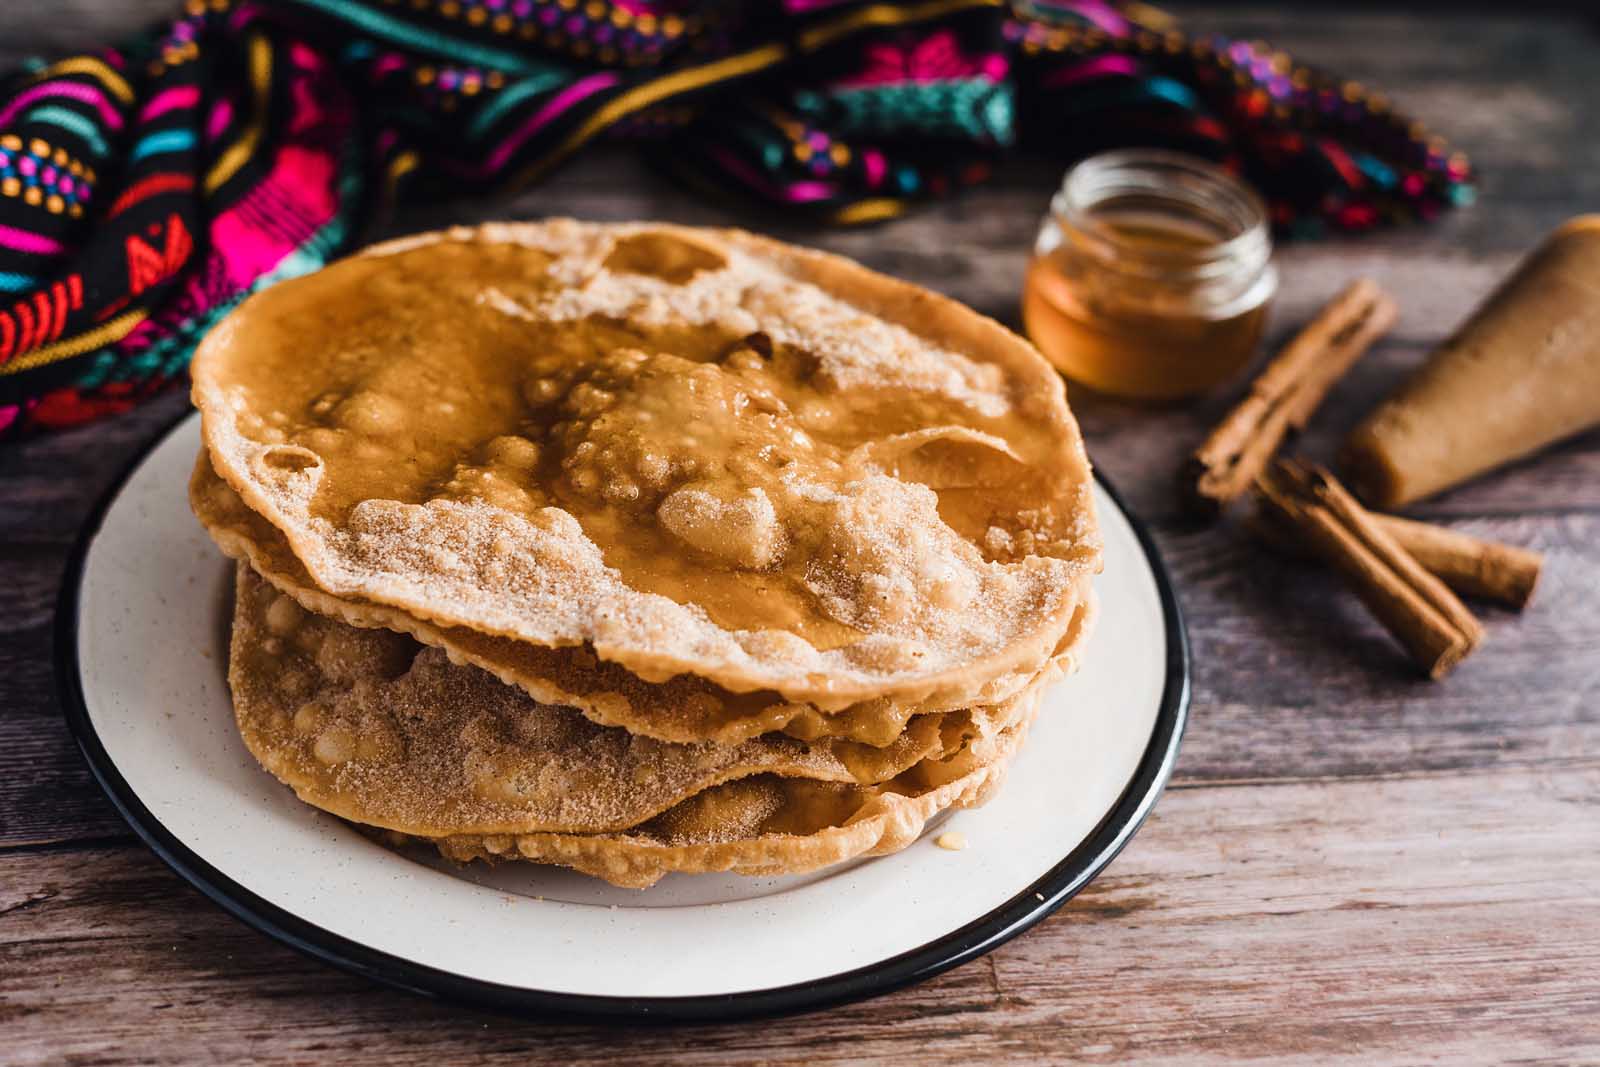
[0,0,1471,437]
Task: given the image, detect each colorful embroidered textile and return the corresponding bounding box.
[0,0,1472,437]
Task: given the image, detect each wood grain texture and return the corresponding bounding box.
[3,767,1597,1066]
[2,4,1598,1064]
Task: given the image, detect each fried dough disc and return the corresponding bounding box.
[194,220,1099,710]
[197,453,1096,745]
[410,702,1033,889]
[229,564,1033,838]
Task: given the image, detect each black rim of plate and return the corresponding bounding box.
[57,412,1191,1026]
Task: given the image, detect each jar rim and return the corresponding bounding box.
[1054,149,1272,278]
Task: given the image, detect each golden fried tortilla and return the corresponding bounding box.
[229,563,1035,841]
[194,221,1099,711]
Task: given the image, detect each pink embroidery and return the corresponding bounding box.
[137,86,201,123]
[863,148,887,188]
[710,146,835,203]
[207,99,234,143]
[213,144,337,289]
[0,82,125,131]
[837,30,1007,88]
[1041,54,1139,89]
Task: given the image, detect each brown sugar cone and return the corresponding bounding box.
[1342,216,1600,508]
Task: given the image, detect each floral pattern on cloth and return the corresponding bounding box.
[0,0,1472,437]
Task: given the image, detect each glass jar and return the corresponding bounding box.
[1022,150,1277,401]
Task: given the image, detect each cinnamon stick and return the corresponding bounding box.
[1251,505,1543,611]
[1254,460,1483,679]
[1187,280,1398,511]
[1369,513,1542,610]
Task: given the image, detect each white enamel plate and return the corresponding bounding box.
[58,413,1188,1022]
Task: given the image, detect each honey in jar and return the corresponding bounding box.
[1022,150,1277,401]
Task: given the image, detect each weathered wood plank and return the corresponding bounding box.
[3,765,1596,1066]
[1166,511,1600,782]
[0,391,191,543]
[0,395,190,849]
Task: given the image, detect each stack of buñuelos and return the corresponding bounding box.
[189,220,1101,888]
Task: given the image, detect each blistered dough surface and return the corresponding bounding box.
[196,453,1094,744]
[195,220,1099,704]
[229,564,1029,838]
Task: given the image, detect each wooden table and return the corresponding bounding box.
[4,5,1598,1064]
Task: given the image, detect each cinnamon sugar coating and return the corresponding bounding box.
[195,453,1094,745]
[230,564,1033,840]
[193,221,1099,708]
[192,221,1101,887]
